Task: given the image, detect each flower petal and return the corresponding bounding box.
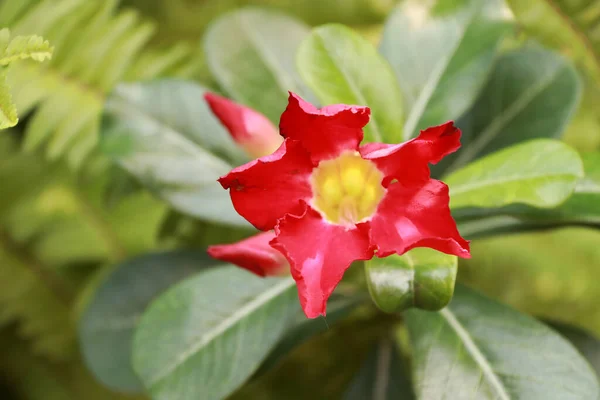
[271,205,374,318]
[279,92,370,163]
[361,121,461,186]
[370,179,470,258]
[204,92,283,158]
[207,231,288,277]
[219,139,313,230]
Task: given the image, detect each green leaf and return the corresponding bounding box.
[0,70,18,129]
[453,152,600,238]
[365,248,457,313]
[204,8,314,123]
[79,250,216,393]
[439,45,582,174]
[0,30,53,65]
[505,0,600,85]
[297,24,404,143]
[101,79,250,227]
[380,0,512,139]
[405,285,600,399]
[547,321,600,376]
[343,340,415,400]
[446,139,583,210]
[132,266,299,400]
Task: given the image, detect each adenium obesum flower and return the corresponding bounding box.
[208,92,470,318]
[204,92,283,158]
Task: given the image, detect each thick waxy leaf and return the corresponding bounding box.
[506,0,600,85]
[133,266,299,400]
[453,152,600,238]
[440,46,581,174]
[204,8,313,123]
[365,248,457,313]
[297,24,404,143]
[380,0,512,139]
[548,321,600,376]
[101,79,250,227]
[406,285,600,400]
[79,251,216,393]
[343,340,415,400]
[446,139,583,210]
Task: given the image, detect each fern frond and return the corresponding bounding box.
[3,0,201,167]
[0,133,166,360]
[0,30,53,65]
[0,27,52,129]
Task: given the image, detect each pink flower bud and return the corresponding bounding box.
[205,92,283,158]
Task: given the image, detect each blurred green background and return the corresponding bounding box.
[1,0,600,399]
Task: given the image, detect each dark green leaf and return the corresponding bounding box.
[446,139,583,210]
[547,321,600,376]
[380,0,512,138]
[405,285,600,399]
[257,293,364,375]
[79,250,215,393]
[101,79,249,227]
[439,45,581,174]
[297,24,404,143]
[132,266,299,400]
[204,8,314,123]
[343,340,415,400]
[365,248,457,313]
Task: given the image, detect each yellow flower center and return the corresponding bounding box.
[310,151,385,225]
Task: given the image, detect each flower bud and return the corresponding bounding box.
[205,92,283,158]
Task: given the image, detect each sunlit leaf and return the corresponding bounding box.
[446,139,583,210]
[297,24,404,143]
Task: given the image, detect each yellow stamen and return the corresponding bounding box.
[310,151,385,225]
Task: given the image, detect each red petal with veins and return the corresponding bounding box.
[361,121,461,186]
[219,139,313,230]
[279,92,370,163]
[207,231,288,277]
[271,205,374,318]
[370,180,470,258]
[204,92,282,158]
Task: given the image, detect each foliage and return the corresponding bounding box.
[2,1,600,400]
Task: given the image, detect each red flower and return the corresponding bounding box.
[212,92,470,318]
[207,231,288,277]
[205,92,283,158]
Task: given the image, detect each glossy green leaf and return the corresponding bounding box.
[446,139,583,210]
[204,8,314,123]
[547,321,600,376]
[406,285,600,399]
[440,45,581,174]
[297,24,404,143]
[380,0,512,138]
[79,251,216,393]
[0,70,18,129]
[132,266,299,400]
[453,152,600,238]
[101,79,250,227]
[506,0,600,85]
[365,248,457,313]
[343,340,415,400]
